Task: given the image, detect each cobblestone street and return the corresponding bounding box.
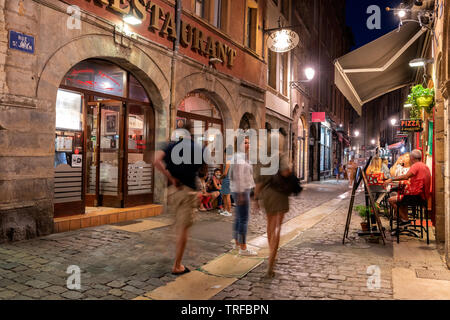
[0,180,349,300]
[1,180,448,300]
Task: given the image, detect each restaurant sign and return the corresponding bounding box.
[267,29,299,53]
[311,112,326,123]
[400,119,423,132]
[83,0,237,67]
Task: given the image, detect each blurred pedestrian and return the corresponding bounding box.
[255,129,292,277]
[154,121,205,275]
[230,135,256,256]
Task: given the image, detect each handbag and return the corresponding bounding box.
[269,171,303,196]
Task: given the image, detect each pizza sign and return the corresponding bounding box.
[400,119,423,132]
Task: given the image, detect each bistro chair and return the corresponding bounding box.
[393,196,430,245]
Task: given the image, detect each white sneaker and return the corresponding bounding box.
[239,248,257,256]
[220,211,232,217]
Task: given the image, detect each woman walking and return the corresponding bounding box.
[230,136,256,256]
[255,129,291,277]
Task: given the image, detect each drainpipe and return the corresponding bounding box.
[169,0,182,136]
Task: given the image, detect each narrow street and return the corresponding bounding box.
[0,180,349,300]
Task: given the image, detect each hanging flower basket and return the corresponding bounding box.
[416,96,434,108]
[406,84,435,117]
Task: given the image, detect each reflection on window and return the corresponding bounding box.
[62,59,126,97]
[129,75,149,102]
[195,0,205,18]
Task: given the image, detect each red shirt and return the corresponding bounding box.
[408,162,431,200]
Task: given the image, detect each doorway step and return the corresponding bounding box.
[53,204,163,233]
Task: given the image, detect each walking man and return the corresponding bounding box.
[154,121,205,275]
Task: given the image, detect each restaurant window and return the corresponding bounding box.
[246,1,257,51]
[267,50,277,89]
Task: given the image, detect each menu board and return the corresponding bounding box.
[55,136,73,152]
[55,89,82,131]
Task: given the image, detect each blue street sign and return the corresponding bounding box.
[9,30,35,54]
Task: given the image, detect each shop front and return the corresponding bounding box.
[319,121,332,179]
[53,59,155,217]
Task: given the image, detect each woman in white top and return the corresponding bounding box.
[230,136,256,256]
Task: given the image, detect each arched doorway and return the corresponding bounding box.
[54,59,155,217]
[297,117,306,180]
[177,92,224,175]
[239,112,257,131]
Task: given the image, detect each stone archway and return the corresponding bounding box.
[239,112,257,130]
[175,73,234,130]
[36,34,171,204]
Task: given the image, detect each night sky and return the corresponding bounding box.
[346,0,404,50]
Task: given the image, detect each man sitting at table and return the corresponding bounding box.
[384,149,431,229]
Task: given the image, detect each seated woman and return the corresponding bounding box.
[198,173,217,211]
[390,152,411,178]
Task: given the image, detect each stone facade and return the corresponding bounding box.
[432,0,450,268]
[0,0,266,242]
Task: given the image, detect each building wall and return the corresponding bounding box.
[433,0,450,268]
[0,0,266,242]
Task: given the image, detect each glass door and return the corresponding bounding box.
[124,103,154,206]
[85,102,99,207]
[98,100,124,207]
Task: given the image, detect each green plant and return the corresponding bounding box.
[406,84,435,117]
[354,205,370,218]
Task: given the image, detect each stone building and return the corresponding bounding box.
[431,0,449,268]
[0,0,266,241]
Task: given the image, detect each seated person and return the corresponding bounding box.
[198,173,217,211]
[384,149,431,229]
[207,169,223,212]
[381,158,391,179]
[390,152,410,178]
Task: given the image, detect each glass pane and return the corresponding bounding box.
[193,120,205,146]
[86,104,98,195]
[179,94,222,120]
[127,104,153,195]
[99,103,121,196]
[62,59,126,97]
[129,75,149,102]
[55,89,82,131]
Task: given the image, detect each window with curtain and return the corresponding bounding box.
[268,50,277,89]
[213,0,222,28]
[195,0,205,18]
[279,53,288,95]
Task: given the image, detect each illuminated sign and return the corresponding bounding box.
[400,119,423,132]
[82,0,237,67]
[311,112,326,123]
[267,29,299,53]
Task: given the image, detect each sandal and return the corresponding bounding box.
[171,267,190,275]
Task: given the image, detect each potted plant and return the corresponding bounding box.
[406,84,435,116]
[355,205,370,231]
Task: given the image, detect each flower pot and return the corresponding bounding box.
[360,222,369,231]
[416,96,433,108]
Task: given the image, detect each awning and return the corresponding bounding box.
[388,141,405,150]
[334,23,428,115]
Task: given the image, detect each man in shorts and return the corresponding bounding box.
[385,149,431,230]
[154,121,205,275]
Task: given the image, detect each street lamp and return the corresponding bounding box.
[390,118,397,126]
[354,130,360,137]
[371,139,376,145]
[304,67,315,81]
[409,58,434,67]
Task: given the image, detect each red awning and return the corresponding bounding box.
[388,141,405,150]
